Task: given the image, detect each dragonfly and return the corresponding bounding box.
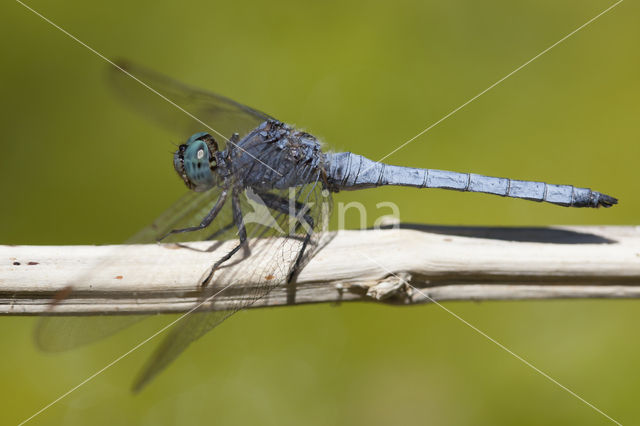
[35,61,618,392]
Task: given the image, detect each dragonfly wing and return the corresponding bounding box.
[34,315,147,352]
[132,178,331,392]
[109,60,275,144]
[34,187,238,352]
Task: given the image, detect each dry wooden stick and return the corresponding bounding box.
[2,225,639,315]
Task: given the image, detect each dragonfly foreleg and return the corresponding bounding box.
[159,189,229,241]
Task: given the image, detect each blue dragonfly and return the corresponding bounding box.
[35,61,617,392]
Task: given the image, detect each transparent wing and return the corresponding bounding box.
[35,176,332,391]
[37,61,329,390]
[131,177,331,392]
[109,60,275,143]
[35,316,147,352]
[34,187,238,352]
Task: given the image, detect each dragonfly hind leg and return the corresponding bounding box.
[257,192,315,284]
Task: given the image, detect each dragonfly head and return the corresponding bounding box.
[174,132,221,192]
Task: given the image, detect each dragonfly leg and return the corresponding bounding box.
[257,192,314,284]
[158,189,229,241]
[287,216,313,283]
[201,188,247,287]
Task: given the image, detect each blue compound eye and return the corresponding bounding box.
[185,131,209,145]
[173,133,218,191]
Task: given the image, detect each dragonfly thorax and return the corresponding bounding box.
[173,132,223,192]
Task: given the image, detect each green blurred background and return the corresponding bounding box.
[1,0,638,424]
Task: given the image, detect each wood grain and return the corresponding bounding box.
[2,225,639,315]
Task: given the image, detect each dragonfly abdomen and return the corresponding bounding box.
[326,152,617,208]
